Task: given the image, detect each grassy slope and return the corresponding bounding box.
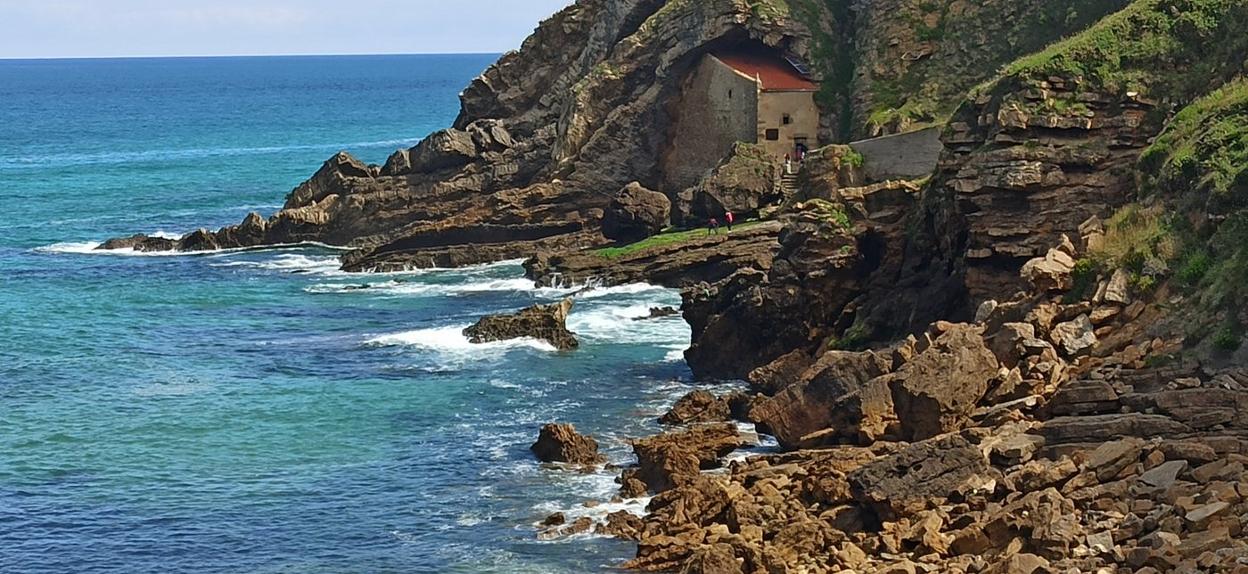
[873,0,1131,134]
[1135,80,1248,349]
[593,220,769,259]
[1000,0,1248,101]
[971,0,1248,349]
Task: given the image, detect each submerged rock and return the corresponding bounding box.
[633,306,680,321]
[97,234,176,252]
[464,298,578,350]
[530,423,604,465]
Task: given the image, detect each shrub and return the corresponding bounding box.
[1068,258,1100,300]
[1177,250,1213,285]
[1090,204,1177,271]
[1213,325,1242,351]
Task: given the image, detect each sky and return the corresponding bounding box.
[0,0,574,59]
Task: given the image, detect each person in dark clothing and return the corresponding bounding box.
[707,217,720,236]
[725,211,735,232]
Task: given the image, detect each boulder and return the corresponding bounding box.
[750,350,895,448]
[679,544,742,574]
[530,423,604,465]
[1050,314,1097,356]
[660,390,732,425]
[1084,438,1144,481]
[407,128,478,173]
[597,510,644,540]
[988,322,1036,368]
[689,143,781,221]
[464,298,578,350]
[848,435,991,520]
[1021,247,1077,292]
[602,182,672,243]
[1104,268,1131,304]
[632,423,747,493]
[887,323,1000,441]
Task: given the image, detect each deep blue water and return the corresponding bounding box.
[0,55,705,573]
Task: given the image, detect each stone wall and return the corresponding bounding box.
[848,126,942,182]
[757,90,820,160]
[661,56,760,194]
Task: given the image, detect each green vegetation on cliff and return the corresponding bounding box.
[1075,79,1248,351]
[1139,80,1248,213]
[593,221,767,259]
[1001,0,1248,102]
[862,0,1132,137]
[1129,79,1248,347]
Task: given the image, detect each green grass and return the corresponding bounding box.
[1120,78,1248,350]
[997,0,1248,100]
[1089,204,1177,270]
[861,0,1130,137]
[592,221,768,259]
[1138,80,1248,214]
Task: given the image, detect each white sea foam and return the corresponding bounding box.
[663,346,689,363]
[34,240,185,258]
[306,275,582,298]
[34,237,351,259]
[529,470,654,542]
[211,253,344,275]
[585,283,674,299]
[568,302,689,344]
[365,325,558,368]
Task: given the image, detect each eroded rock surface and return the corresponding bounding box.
[603,182,672,243]
[464,298,578,350]
[531,423,604,465]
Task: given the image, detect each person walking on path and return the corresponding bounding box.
[707,217,720,236]
[725,211,735,232]
[784,153,793,175]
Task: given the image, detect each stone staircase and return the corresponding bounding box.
[780,172,801,195]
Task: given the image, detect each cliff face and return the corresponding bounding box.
[933,0,1248,305]
[846,0,1132,138]
[684,0,1248,379]
[623,4,1248,572]
[104,0,828,269]
[102,0,1139,271]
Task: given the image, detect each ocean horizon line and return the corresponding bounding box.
[0,51,504,63]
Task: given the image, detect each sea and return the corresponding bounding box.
[0,55,723,573]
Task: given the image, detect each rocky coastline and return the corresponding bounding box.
[96,0,1248,571]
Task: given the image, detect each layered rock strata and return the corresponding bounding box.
[463,299,579,350]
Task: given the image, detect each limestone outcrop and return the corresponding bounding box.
[463,299,578,350]
[611,229,1248,573]
[684,143,783,223]
[602,182,672,243]
[100,0,828,270]
[524,221,782,289]
[629,423,749,494]
[531,423,605,465]
[659,390,734,426]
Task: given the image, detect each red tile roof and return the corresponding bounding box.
[714,51,818,92]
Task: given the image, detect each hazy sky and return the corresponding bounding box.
[0,0,573,59]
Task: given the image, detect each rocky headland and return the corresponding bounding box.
[101,0,1248,572]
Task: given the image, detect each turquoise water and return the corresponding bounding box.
[0,56,701,573]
